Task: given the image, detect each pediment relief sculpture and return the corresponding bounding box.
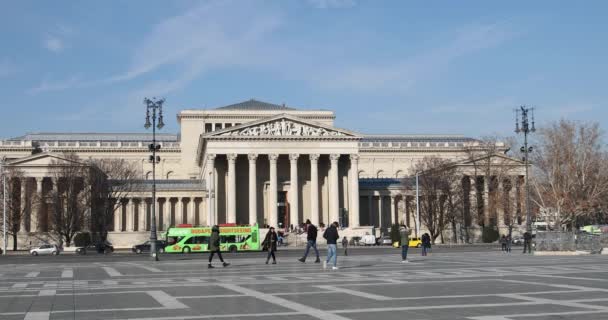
[220,119,345,137]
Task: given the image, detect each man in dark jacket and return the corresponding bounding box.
[298,219,321,263]
[208,225,230,268]
[523,231,533,254]
[323,221,340,270]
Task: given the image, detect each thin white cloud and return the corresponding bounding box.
[312,21,519,93]
[27,75,81,94]
[307,0,356,9]
[107,1,281,84]
[44,35,64,53]
[42,24,75,53]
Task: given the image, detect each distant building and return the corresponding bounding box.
[0,99,526,247]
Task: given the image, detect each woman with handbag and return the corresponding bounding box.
[263,227,278,264]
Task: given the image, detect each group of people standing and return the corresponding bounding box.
[298,219,341,270]
[207,220,434,269]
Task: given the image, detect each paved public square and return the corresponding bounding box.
[1,247,608,320]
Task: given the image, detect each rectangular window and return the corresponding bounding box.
[205,123,212,132]
[220,235,236,243]
[195,236,209,244]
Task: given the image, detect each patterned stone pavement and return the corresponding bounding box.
[1,250,608,320]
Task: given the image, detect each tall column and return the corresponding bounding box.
[289,154,299,228]
[349,155,360,227]
[378,195,383,230]
[188,197,195,225]
[160,198,167,230]
[120,200,126,232]
[127,199,135,231]
[30,178,43,232]
[309,154,320,226]
[51,178,58,232]
[248,154,258,226]
[19,178,27,233]
[368,194,373,226]
[497,179,505,229]
[227,153,237,223]
[137,199,145,231]
[177,197,184,224]
[483,176,490,226]
[113,200,120,232]
[390,196,396,226]
[207,154,216,226]
[469,176,477,226]
[329,154,340,224]
[268,154,279,227]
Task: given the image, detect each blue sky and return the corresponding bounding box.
[0,0,606,139]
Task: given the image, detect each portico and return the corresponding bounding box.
[198,114,361,229]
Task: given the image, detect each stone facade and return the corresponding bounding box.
[0,99,527,248]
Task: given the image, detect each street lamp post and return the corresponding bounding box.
[144,97,165,261]
[415,172,420,238]
[515,106,536,233]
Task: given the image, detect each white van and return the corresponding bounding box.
[361,234,376,246]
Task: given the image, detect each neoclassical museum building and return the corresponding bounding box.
[0,100,526,248]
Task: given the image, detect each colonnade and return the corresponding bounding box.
[7,176,57,234]
[207,153,360,228]
[113,197,204,232]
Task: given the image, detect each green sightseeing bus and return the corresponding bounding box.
[164,224,260,253]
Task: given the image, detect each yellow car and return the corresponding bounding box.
[408,237,422,248]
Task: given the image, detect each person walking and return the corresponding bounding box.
[421,233,431,256]
[298,219,321,263]
[323,221,340,270]
[500,235,508,253]
[522,231,533,254]
[342,236,348,256]
[399,224,411,263]
[208,225,230,268]
[263,227,278,264]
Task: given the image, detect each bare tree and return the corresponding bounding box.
[47,154,97,247]
[463,136,520,229]
[532,120,608,229]
[89,159,138,242]
[411,157,463,243]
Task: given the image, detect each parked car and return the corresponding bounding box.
[511,236,524,245]
[30,244,60,256]
[377,235,393,246]
[408,237,422,248]
[132,240,167,254]
[76,242,114,255]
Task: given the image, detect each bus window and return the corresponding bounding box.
[221,235,236,243]
[195,236,209,244]
[252,232,257,243]
[167,236,184,245]
[184,237,195,244]
[235,235,251,243]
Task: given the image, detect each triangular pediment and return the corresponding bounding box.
[6,152,84,167]
[205,114,360,138]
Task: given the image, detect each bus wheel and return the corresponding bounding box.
[182,247,191,254]
[229,246,237,253]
